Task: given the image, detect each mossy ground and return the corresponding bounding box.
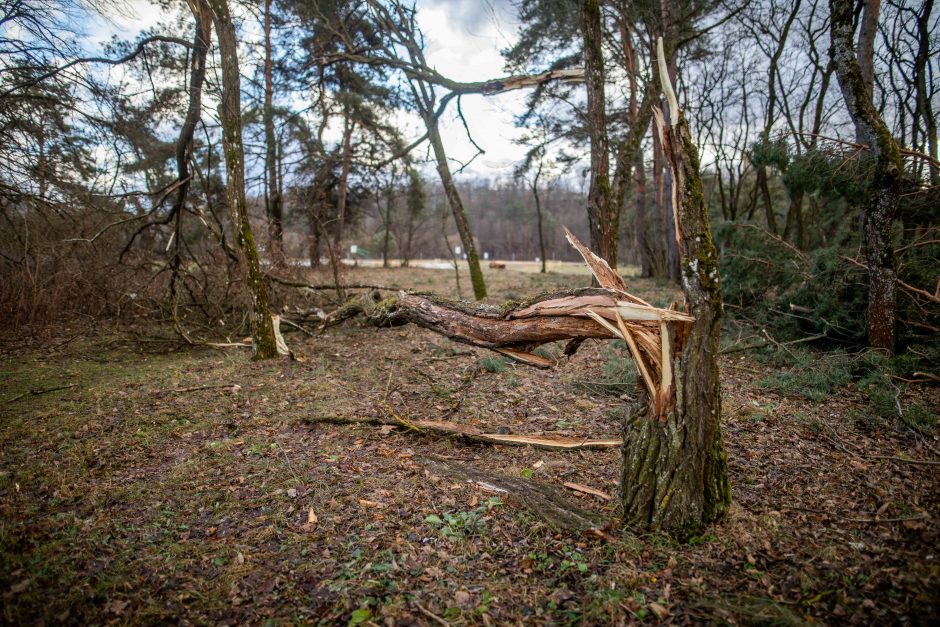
[1,265,937,624]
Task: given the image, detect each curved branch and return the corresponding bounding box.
[1,35,194,98]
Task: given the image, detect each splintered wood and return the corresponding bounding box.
[510,228,692,418]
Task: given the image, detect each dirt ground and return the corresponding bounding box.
[1,265,937,625]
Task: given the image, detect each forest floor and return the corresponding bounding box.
[1,265,938,625]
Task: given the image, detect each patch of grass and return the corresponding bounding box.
[480,356,509,373]
[571,340,638,397]
[757,349,852,401]
[532,342,560,360]
[698,594,810,626]
[424,498,502,540]
[758,347,935,431]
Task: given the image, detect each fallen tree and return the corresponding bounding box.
[323,40,730,539]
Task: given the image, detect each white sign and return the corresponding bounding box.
[454,246,462,255]
[483,252,489,260]
[350,244,358,254]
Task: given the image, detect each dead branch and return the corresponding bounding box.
[840,255,940,304]
[266,274,402,292]
[310,230,693,421]
[304,415,621,451]
[4,383,78,404]
[563,482,612,501]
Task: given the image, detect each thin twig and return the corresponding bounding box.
[4,383,78,404]
[274,439,305,489]
[414,601,450,626]
[266,274,401,291]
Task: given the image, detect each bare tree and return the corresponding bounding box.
[829,0,904,353]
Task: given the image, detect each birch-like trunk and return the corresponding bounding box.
[207,0,279,359]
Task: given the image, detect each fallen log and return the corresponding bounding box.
[425,456,607,535]
[305,414,622,451]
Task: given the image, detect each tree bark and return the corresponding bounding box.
[207,0,279,359]
[756,167,778,234]
[170,0,212,299]
[856,0,879,101]
[382,185,394,268]
[782,189,804,249]
[263,0,284,266]
[830,0,902,354]
[912,0,937,178]
[334,113,355,250]
[580,0,617,269]
[532,160,547,274]
[634,151,651,277]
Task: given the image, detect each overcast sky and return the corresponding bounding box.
[87,0,540,181]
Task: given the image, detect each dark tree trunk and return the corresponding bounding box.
[308,210,321,268]
[207,0,279,360]
[262,0,283,266]
[580,0,617,269]
[782,190,804,249]
[634,152,652,277]
[170,0,211,298]
[912,0,937,178]
[532,162,547,274]
[830,0,902,354]
[756,167,778,234]
[334,114,355,250]
[382,187,394,268]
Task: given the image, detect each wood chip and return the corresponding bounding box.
[563,481,612,501]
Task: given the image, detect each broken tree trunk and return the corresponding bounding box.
[329,125,728,538]
[339,220,722,537]
[623,38,730,537]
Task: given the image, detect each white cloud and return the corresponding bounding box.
[415,0,529,179]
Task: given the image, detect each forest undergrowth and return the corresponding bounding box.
[0,266,937,625]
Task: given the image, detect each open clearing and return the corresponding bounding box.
[1,266,937,625]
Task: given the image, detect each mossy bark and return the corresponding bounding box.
[620,105,730,538]
[830,0,902,354]
[208,0,279,360]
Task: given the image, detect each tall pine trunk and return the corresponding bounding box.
[423,103,486,299]
[207,0,279,359]
[580,0,617,269]
[262,0,284,266]
[532,161,547,274]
